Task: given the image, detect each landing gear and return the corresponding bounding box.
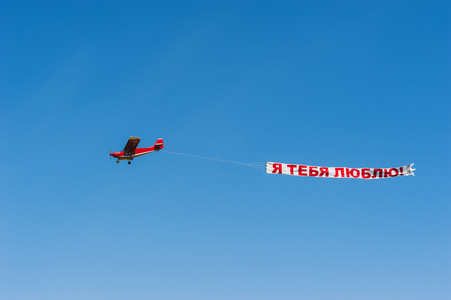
[128,161,131,164]
[116,160,120,164]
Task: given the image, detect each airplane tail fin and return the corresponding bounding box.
[154,138,164,151]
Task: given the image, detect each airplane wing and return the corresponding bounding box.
[123,136,141,156]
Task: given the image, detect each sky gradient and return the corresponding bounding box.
[1,1,450,299]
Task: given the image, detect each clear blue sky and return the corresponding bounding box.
[1,1,450,299]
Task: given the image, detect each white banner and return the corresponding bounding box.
[266,162,415,179]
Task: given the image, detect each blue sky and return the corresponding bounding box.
[1,1,450,299]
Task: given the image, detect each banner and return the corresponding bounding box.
[266,162,415,179]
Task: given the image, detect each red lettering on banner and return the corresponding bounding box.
[383,169,390,178]
[372,169,383,178]
[298,165,307,176]
[272,163,282,174]
[270,162,406,179]
[334,168,345,177]
[349,168,360,178]
[309,166,319,176]
[287,164,297,175]
[345,168,357,177]
[362,168,371,179]
[319,167,329,177]
[388,168,399,177]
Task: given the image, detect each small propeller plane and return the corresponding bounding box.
[110,136,164,164]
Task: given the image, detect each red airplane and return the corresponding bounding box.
[110,136,164,164]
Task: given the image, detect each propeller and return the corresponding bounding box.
[109,147,112,160]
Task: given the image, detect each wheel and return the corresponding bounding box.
[128,161,131,164]
[116,160,120,164]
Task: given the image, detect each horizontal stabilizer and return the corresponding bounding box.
[154,138,164,150]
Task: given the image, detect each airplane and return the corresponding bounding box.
[110,136,164,164]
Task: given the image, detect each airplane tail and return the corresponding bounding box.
[154,138,164,151]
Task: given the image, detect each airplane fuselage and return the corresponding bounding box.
[110,138,164,164]
[111,147,158,161]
